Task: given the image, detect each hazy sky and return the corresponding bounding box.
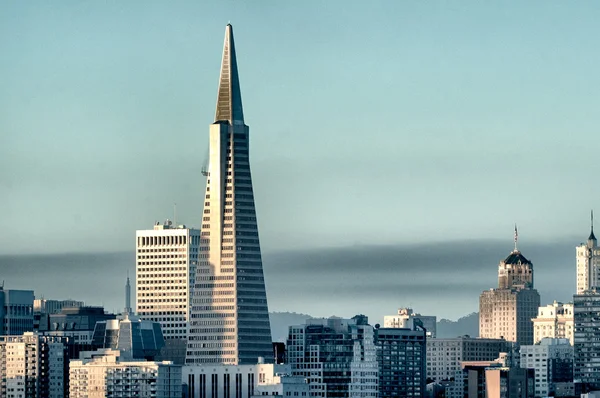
[1,2,600,318]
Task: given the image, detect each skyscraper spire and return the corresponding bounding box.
[125,272,132,315]
[514,223,519,252]
[215,23,244,125]
[590,209,597,241]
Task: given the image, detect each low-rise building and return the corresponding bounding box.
[69,349,181,398]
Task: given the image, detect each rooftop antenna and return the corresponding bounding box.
[514,224,519,252]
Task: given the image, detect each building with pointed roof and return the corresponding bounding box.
[479,228,540,346]
[576,211,600,294]
[185,24,273,366]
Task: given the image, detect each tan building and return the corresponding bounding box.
[532,301,574,345]
[479,232,540,346]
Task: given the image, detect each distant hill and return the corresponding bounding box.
[436,312,479,338]
[269,312,312,342]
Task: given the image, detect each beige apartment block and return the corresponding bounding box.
[532,301,574,345]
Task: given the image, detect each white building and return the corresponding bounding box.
[520,338,573,398]
[426,336,508,382]
[576,215,600,294]
[252,373,310,397]
[0,287,34,335]
[287,316,378,397]
[136,220,200,361]
[69,349,181,398]
[383,307,437,337]
[183,362,293,398]
[0,332,68,398]
[186,23,273,366]
[532,301,574,345]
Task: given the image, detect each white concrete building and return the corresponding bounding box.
[576,214,600,294]
[426,336,508,382]
[69,349,181,398]
[33,299,84,315]
[183,362,293,398]
[136,221,200,358]
[287,316,378,397]
[532,301,574,345]
[0,332,68,398]
[186,24,273,366]
[252,373,310,397]
[520,338,573,398]
[383,307,437,337]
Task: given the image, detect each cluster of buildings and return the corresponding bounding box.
[4,24,600,398]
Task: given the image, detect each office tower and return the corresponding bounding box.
[69,349,182,398]
[576,212,600,294]
[286,315,378,397]
[0,332,69,398]
[531,301,574,345]
[383,307,437,338]
[136,220,200,363]
[520,338,573,398]
[460,360,535,398]
[0,287,34,335]
[186,24,273,366]
[375,325,426,398]
[573,289,600,390]
[479,229,540,345]
[426,336,508,382]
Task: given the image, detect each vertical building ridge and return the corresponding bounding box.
[186,24,273,365]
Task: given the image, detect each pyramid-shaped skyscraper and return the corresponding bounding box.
[186,24,273,365]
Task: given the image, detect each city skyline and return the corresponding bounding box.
[2,2,600,255]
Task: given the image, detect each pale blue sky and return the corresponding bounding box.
[2,1,600,255]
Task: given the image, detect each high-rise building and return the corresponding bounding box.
[573,289,600,390]
[426,336,509,383]
[375,325,426,398]
[69,349,182,398]
[286,315,378,397]
[0,332,69,398]
[136,220,200,364]
[531,301,574,345]
[383,307,437,338]
[520,338,573,398]
[0,287,34,335]
[479,229,540,346]
[186,24,273,366]
[576,212,600,294]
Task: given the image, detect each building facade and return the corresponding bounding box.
[0,332,69,398]
[186,24,273,366]
[383,308,437,338]
[426,336,508,382]
[479,236,541,346]
[34,299,85,315]
[0,288,34,336]
[519,338,573,398]
[576,215,600,294]
[136,221,200,364]
[574,289,600,390]
[531,301,574,345]
[287,316,378,397]
[69,349,181,398]
[375,326,426,398]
